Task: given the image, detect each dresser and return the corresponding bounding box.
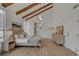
[52,25,64,45]
[52,34,64,45]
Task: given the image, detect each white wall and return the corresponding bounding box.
[24,16,40,37]
[39,8,53,39]
[5,4,25,29]
[23,8,53,39]
[52,3,79,55]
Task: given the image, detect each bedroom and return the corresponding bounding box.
[0,3,79,56]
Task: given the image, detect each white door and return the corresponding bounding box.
[34,23,40,35]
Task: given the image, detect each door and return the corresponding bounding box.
[34,23,40,35]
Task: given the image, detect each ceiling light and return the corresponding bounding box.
[38,15,43,21]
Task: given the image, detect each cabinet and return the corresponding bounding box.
[9,40,15,50]
[52,25,64,45]
[53,34,64,45]
[9,35,15,51]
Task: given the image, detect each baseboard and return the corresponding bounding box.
[64,46,77,56]
[40,38,51,40]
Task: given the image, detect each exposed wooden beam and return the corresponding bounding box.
[22,3,52,19]
[25,6,53,21]
[1,3,14,8]
[16,3,40,15]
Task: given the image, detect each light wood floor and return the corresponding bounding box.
[5,39,77,56]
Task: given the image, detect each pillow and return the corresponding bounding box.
[18,34,21,39]
[14,34,19,39]
[20,34,24,39]
[24,34,29,38]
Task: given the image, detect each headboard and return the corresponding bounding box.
[12,23,27,37]
[12,23,22,34]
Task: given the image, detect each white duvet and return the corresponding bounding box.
[15,37,31,44]
[15,38,28,44]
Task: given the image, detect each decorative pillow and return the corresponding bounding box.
[20,34,24,39]
[24,34,29,38]
[14,34,19,39]
[18,34,21,39]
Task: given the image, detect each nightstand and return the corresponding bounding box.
[9,40,15,50]
[9,35,15,51]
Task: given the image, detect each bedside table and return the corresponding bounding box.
[9,35,15,51]
[9,40,15,50]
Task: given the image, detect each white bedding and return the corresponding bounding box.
[15,35,40,46]
[15,38,28,44]
[15,36,31,45]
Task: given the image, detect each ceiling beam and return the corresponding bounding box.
[22,3,53,19]
[16,3,40,15]
[1,3,14,8]
[25,6,53,21]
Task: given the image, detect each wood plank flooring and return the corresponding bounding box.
[5,39,77,56]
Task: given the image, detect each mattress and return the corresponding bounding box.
[15,38,28,44]
[15,37,30,43]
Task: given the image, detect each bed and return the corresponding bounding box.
[15,36,31,46]
[14,35,41,47]
[12,24,41,47]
